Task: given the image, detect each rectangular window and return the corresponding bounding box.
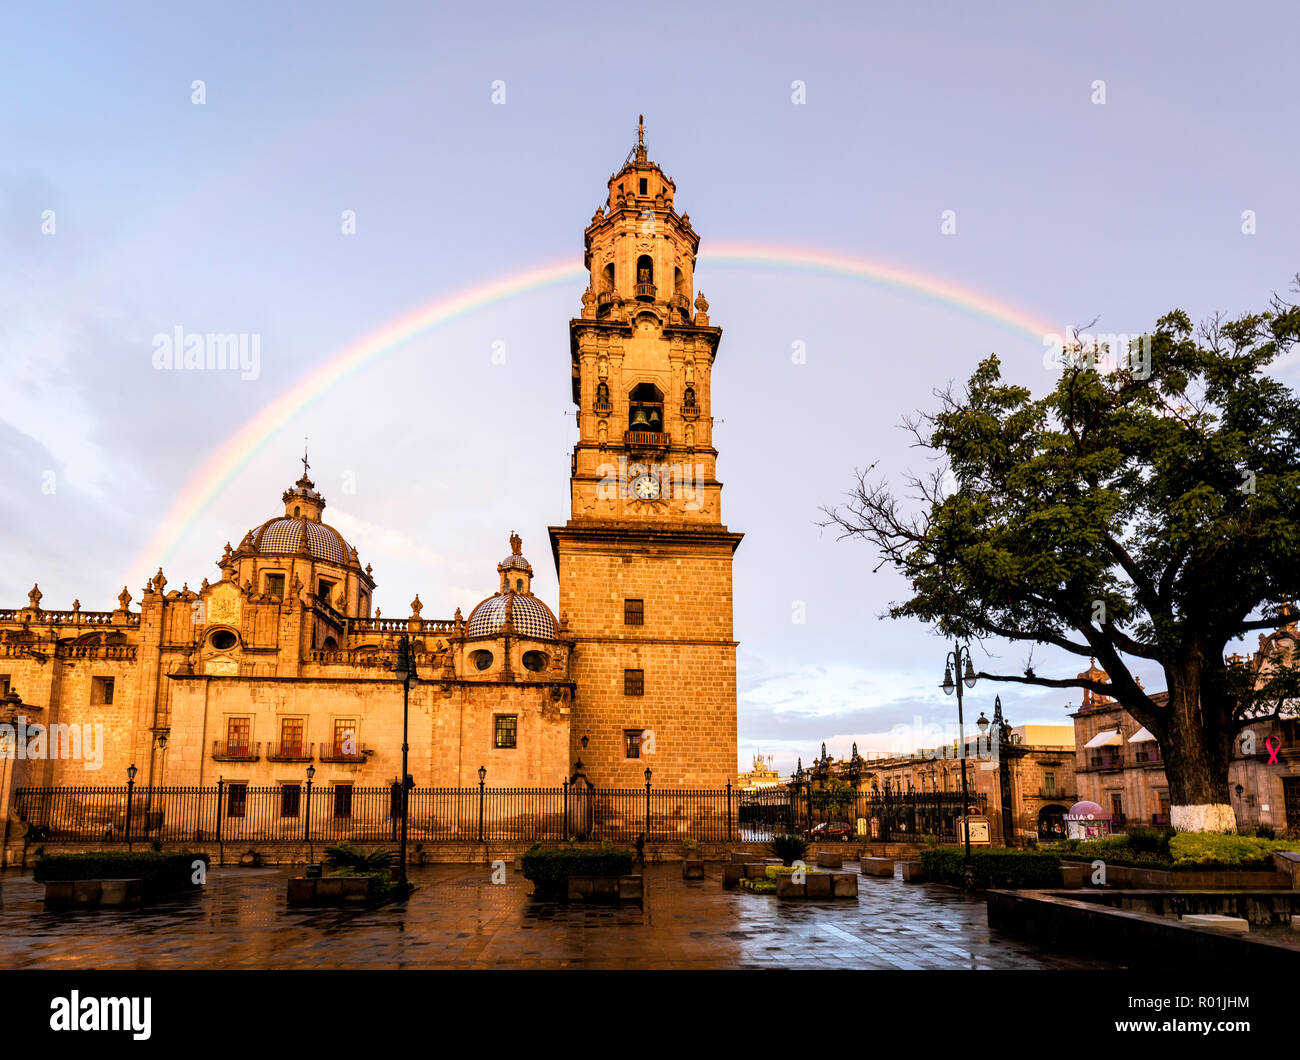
[334,784,353,819]
[624,729,643,759]
[227,783,247,818]
[639,177,648,195]
[624,599,644,626]
[263,572,286,600]
[227,717,251,757]
[280,783,300,818]
[91,677,114,705]
[280,718,304,757]
[0,675,10,697]
[1044,771,1056,795]
[333,719,357,757]
[624,669,644,696]
[1109,793,1123,820]
[318,580,335,606]
[494,714,518,749]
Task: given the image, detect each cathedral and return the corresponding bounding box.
[0,123,742,796]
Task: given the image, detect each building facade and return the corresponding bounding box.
[0,125,741,828]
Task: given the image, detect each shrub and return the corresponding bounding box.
[323,843,397,874]
[919,847,1062,889]
[1123,825,1173,858]
[739,877,776,893]
[520,843,635,897]
[767,834,809,866]
[1169,833,1300,868]
[1254,824,1276,840]
[33,852,209,899]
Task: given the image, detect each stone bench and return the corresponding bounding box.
[777,871,858,899]
[815,851,843,869]
[860,857,896,877]
[1180,914,1249,934]
[44,878,144,909]
[1060,864,1084,888]
[898,860,926,882]
[722,864,744,887]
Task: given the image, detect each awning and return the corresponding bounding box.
[1128,727,1155,743]
[1084,729,1122,748]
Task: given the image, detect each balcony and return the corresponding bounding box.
[1133,747,1163,766]
[267,742,314,763]
[634,282,656,302]
[1036,789,1075,801]
[212,740,261,762]
[319,746,370,764]
[624,430,671,450]
[1087,754,1124,771]
[593,399,612,415]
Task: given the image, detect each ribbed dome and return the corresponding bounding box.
[253,518,350,565]
[466,593,557,640]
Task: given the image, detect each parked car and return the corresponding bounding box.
[810,821,853,842]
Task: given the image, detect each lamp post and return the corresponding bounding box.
[125,763,138,851]
[143,732,167,839]
[391,635,417,892]
[941,641,978,874]
[304,763,315,858]
[478,765,487,843]
[644,766,653,839]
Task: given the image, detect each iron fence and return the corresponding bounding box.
[11,783,985,846]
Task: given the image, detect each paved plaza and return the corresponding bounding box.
[0,862,1112,970]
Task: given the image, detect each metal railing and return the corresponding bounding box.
[11,784,986,846]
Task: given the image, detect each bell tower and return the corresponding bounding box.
[549,119,742,787]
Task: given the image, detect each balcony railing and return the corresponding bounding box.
[624,430,671,449]
[1133,747,1163,765]
[212,741,261,762]
[1088,754,1124,770]
[593,399,612,415]
[634,282,656,301]
[319,746,370,764]
[266,742,314,763]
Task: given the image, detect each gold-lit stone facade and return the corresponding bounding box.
[0,124,740,799]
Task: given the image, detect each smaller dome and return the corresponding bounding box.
[1066,801,1109,820]
[466,593,557,640]
[500,554,531,571]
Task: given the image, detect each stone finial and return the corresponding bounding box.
[365,563,373,577]
[118,586,132,611]
[581,287,597,320]
[375,608,381,620]
[410,594,423,617]
[71,598,81,612]
[153,569,167,594]
[27,584,42,609]
[454,606,463,627]
[220,542,233,568]
[243,578,253,594]
[200,577,210,591]
[297,521,311,554]
[560,611,570,631]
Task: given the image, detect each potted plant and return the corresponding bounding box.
[239,848,262,867]
[681,837,700,858]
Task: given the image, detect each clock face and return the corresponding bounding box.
[631,473,661,500]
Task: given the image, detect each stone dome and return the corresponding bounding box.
[253,517,351,566]
[466,592,558,640]
[499,554,532,572]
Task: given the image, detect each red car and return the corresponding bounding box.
[810,821,853,842]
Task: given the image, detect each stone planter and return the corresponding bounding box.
[565,874,643,903]
[682,859,705,880]
[722,864,744,888]
[861,857,896,877]
[898,860,927,882]
[287,875,375,906]
[815,851,843,869]
[44,878,144,909]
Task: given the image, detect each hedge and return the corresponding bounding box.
[1169,833,1300,868]
[520,844,635,897]
[33,852,209,898]
[919,847,1062,889]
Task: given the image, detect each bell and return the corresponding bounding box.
[647,408,662,431]
[630,407,650,429]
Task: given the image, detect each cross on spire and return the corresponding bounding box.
[301,437,311,479]
[638,113,644,147]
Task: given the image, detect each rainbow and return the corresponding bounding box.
[126,246,1059,581]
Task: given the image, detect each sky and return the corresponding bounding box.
[2,1,1297,776]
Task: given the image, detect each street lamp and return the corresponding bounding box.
[478,765,487,843]
[125,763,138,850]
[941,641,978,876]
[644,767,653,839]
[391,635,417,892]
[304,763,315,858]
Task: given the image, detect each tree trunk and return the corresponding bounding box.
[1157,665,1235,833]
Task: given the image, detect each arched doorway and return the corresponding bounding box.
[1038,804,1068,841]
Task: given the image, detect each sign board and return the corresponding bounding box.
[959,815,991,846]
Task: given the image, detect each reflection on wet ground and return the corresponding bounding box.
[0,863,1114,969]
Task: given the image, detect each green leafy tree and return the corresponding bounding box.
[824,294,1300,832]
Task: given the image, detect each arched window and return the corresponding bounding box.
[600,263,615,293]
[674,267,686,298]
[628,383,663,433]
[635,255,654,300]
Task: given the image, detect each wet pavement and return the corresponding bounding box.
[0,863,1113,970]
